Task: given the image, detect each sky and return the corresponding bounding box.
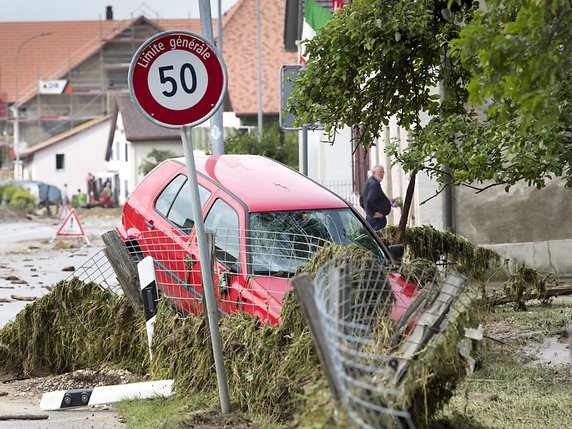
[2,0,239,21]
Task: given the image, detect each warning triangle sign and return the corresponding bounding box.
[51,209,90,244]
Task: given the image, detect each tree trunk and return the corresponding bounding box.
[393,171,416,245]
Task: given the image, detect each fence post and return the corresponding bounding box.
[101,230,143,312]
[330,265,352,335]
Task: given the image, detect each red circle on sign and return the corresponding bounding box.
[129,31,226,128]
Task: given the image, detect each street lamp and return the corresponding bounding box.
[13,31,52,180]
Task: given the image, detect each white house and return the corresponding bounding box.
[20,116,112,199]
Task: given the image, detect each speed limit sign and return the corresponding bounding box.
[128,31,227,128]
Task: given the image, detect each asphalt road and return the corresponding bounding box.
[0,208,127,428]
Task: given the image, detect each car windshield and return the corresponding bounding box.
[249,208,385,276]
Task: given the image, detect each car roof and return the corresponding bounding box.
[172,155,347,212]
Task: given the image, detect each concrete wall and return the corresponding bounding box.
[455,179,572,275]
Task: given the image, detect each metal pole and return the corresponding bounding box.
[13,32,51,180]
[199,0,224,155]
[256,0,263,142]
[180,125,230,413]
[217,0,223,54]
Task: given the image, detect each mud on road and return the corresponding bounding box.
[0,206,127,428]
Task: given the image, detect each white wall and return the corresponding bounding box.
[24,118,111,198]
[301,126,354,209]
[105,113,130,204]
[131,141,188,191]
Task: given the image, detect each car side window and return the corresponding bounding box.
[155,174,211,233]
[155,174,186,217]
[204,199,240,268]
[168,180,211,232]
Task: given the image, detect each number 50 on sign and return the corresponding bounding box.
[128,31,227,129]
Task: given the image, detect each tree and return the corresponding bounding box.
[224,123,298,169]
[139,148,178,175]
[397,0,572,190]
[288,0,572,241]
[289,0,475,241]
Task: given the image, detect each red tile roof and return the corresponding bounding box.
[0,17,204,105]
[0,1,295,117]
[221,0,297,116]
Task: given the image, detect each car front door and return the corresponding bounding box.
[189,195,246,317]
[149,174,212,315]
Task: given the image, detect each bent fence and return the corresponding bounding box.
[72,227,330,325]
[293,256,474,429]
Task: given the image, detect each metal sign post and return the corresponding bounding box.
[129,30,230,413]
[279,64,303,131]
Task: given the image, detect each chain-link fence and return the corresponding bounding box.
[68,247,121,294]
[74,227,336,325]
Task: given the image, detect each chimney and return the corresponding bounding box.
[106,6,113,20]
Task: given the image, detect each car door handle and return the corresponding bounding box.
[145,220,155,230]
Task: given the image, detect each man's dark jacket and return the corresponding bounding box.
[361,176,391,217]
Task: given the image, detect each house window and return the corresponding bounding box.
[124,143,128,162]
[115,142,120,160]
[56,154,65,170]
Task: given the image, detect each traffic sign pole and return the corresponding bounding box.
[180,125,230,413]
[129,31,229,413]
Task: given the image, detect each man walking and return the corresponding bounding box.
[361,165,391,231]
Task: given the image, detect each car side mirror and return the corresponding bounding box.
[388,244,404,261]
[182,218,194,231]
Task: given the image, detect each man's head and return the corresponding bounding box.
[372,165,385,182]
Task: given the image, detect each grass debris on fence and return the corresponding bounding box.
[150,298,325,423]
[0,239,488,427]
[298,243,483,428]
[382,225,560,310]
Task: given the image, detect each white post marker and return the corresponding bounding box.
[128,30,230,413]
[137,256,159,358]
[39,379,173,411]
[51,208,89,245]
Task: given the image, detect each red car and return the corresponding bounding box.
[117,155,414,325]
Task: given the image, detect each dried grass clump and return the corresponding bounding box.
[399,293,482,428]
[150,299,320,422]
[0,279,148,376]
[382,225,560,310]
[504,264,558,310]
[381,225,501,283]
